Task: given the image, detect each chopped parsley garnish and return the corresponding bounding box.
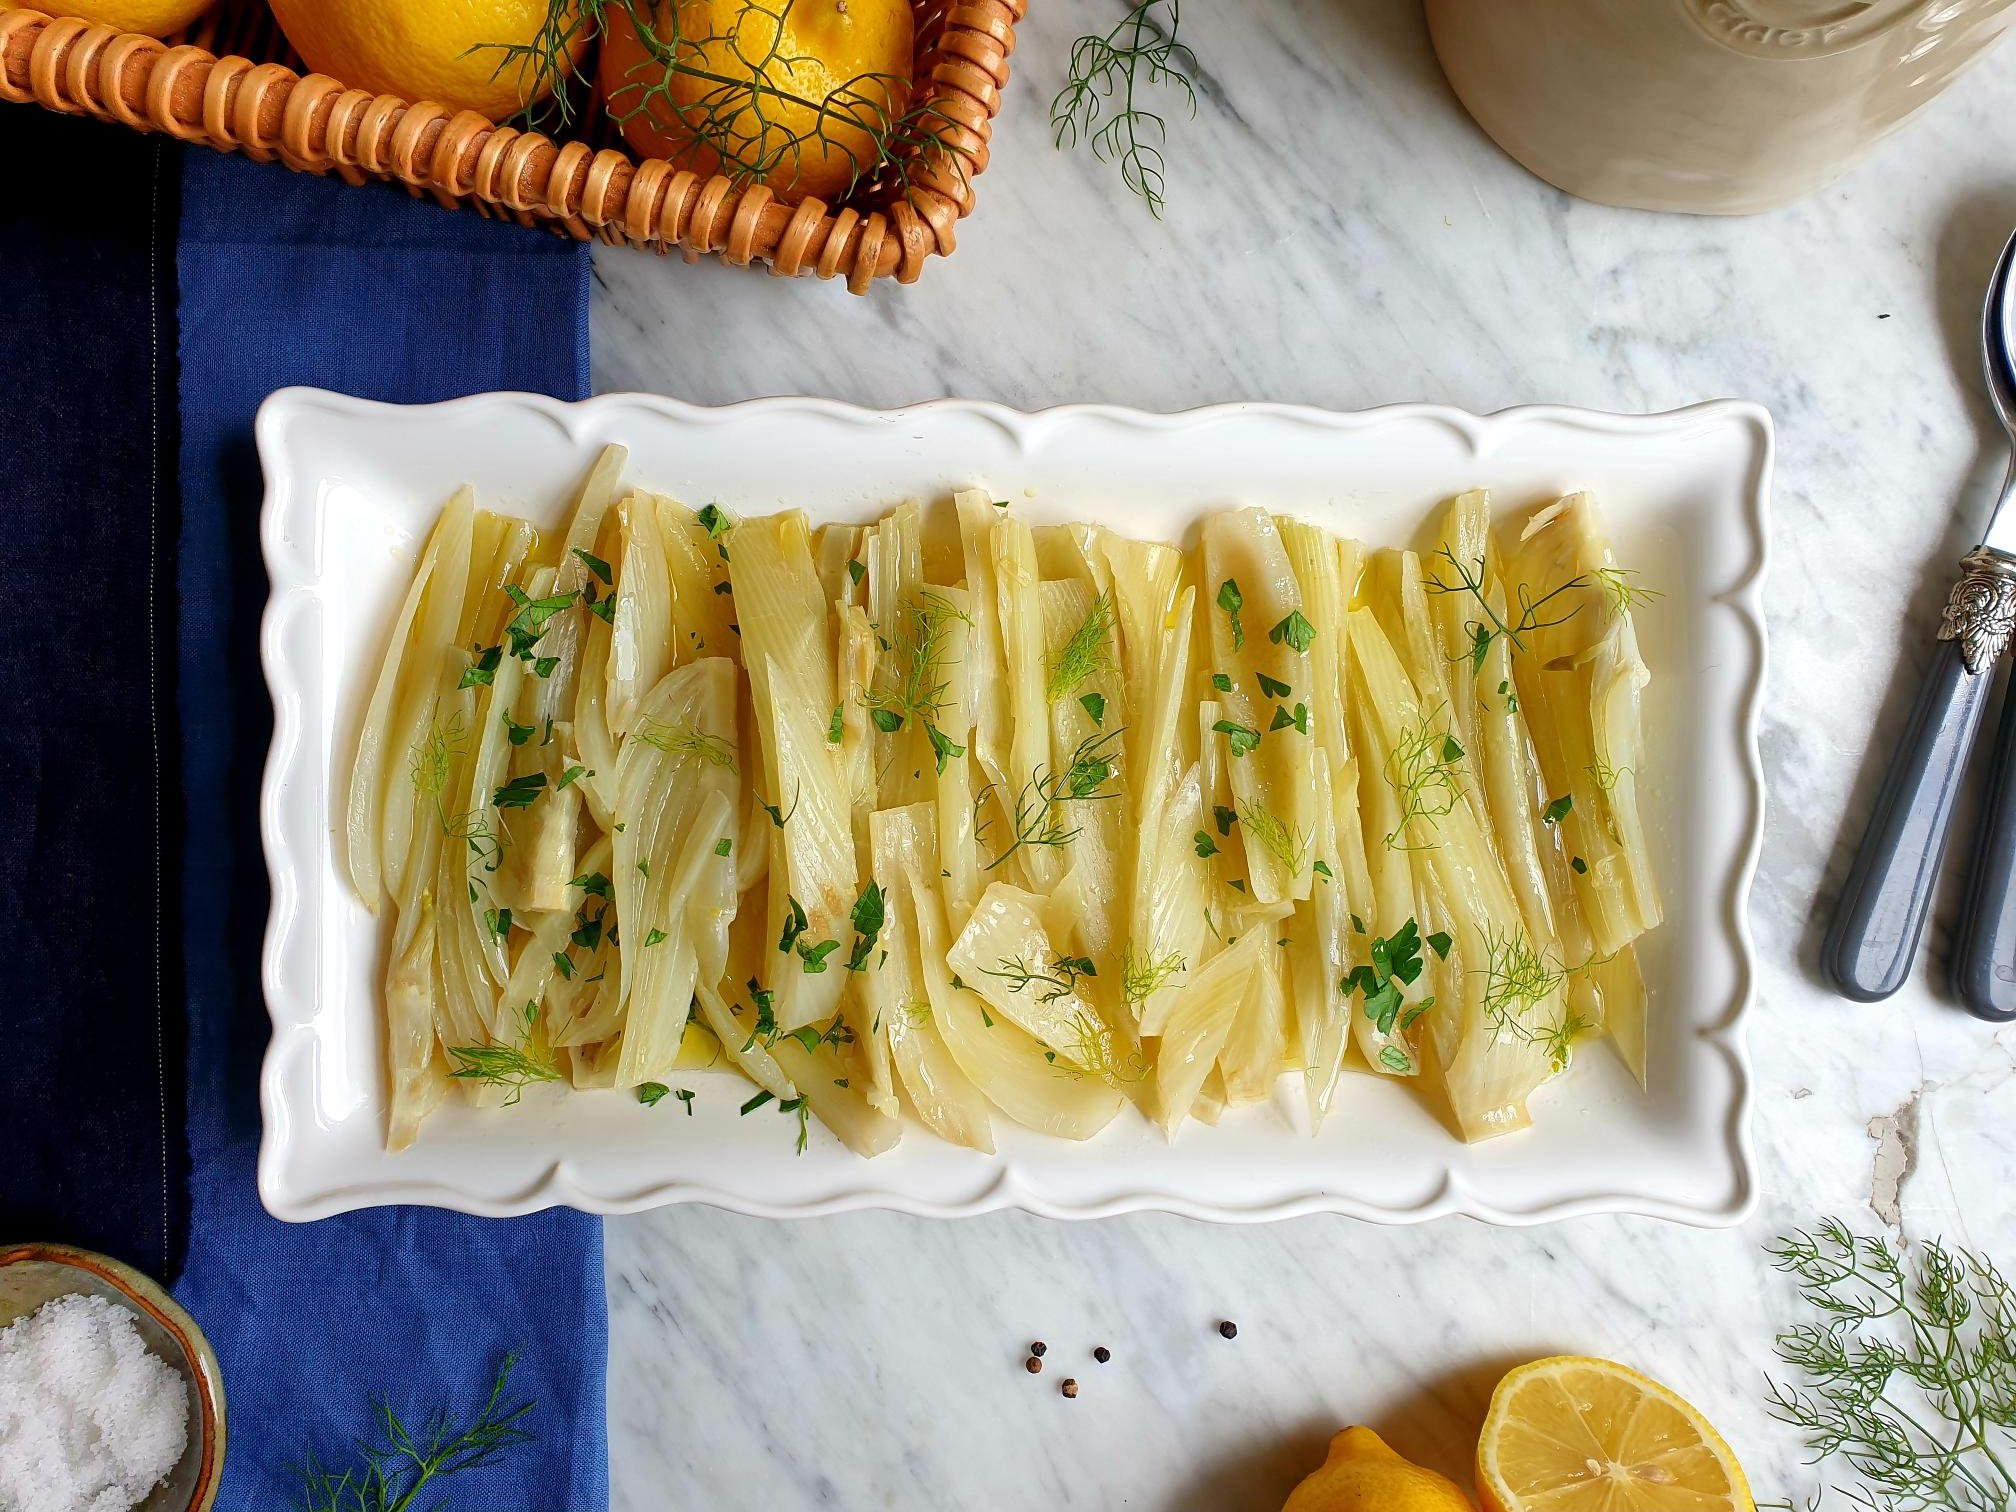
[827,705,844,744]
[845,881,885,973]
[1541,794,1574,826]
[637,1081,670,1106]
[1210,672,1233,693]
[778,894,809,954]
[847,558,866,586]
[643,928,668,948]
[1344,917,1434,1037]
[1194,830,1218,858]
[1215,578,1245,649]
[459,646,502,689]
[1268,702,1310,734]
[1269,610,1315,654]
[696,504,731,539]
[501,714,535,746]
[869,707,904,734]
[1079,692,1107,727]
[1214,804,1237,836]
[573,547,613,584]
[493,772,546,810]
[1213,719,1261,758]
[1256,672,1292,699]
[713,837,732,857]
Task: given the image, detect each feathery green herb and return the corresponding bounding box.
[297,1353,534,1512]
[1051,0,1195,218]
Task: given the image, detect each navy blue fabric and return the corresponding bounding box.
[0,106,183,1276]
[171,151,605,1510]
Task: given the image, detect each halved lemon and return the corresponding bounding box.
[1476,1356,1753,1512]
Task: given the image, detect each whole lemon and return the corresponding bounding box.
[266,0,587,120]
[599,0,914,203]
[1283,1427,1476,1512]
[33,0,214,38]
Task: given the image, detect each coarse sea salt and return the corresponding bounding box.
[0,1292,189,1512]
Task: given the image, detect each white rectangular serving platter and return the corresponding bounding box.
[256,389,1768,1226]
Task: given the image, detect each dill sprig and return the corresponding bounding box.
[1046,591,1117,704]
[447,1002,562,1105]
[1052,0,1196,218]
[1384,711,1464,851]
[1120,941,1185,1011]
[985,951,1098,1005]
[632,718,737,772]
[1422,547,1586,676]
[298,1352,535,1512]
[1762,1221,2016,1512]
[983,729,1125,871]
[1236,798,1309,877]
[1594,565,1662,616]
[486,0,969,207]
[1477,926,1582,1071]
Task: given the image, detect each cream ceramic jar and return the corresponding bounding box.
[1424,0,2016,214]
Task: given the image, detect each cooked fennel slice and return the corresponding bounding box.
[1426,492,1567,962]
[655,496,737,658]
[1506,493,1663,956]
[524,444,625,734]
[948,882,1109,1070]
[1218,933,1289,1104]
[912,870,1123,1136]
[1291,760,1354,1124]
[772,1035,902,1157]
[381,487,475,917]
[1126,764,1208,1038]
[612,659,741,1086]
[730,513,856,1030]
[955,489,1011,797]
[835,603,879,817]
[608,492,673,738]
[872,805,993,1151]
[1042,579,1124,962]
[1153,927,1269,1137]
[385,888,447,1150]
[1199,508,1317,905]
[1099,533,1186,808]
[693,980,795,1101]
[348,489,461,914]
[1350,606,1561,1141]
[990,513,1060,892]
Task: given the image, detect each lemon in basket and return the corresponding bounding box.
[1282,1427,1476,1512]
[266,0,587,121]
[33,0,215,37]
[1475,1356,1753,1512]
[599,0,914,203]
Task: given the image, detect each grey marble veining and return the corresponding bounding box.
[589,1,2016,1505]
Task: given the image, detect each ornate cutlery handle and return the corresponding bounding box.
[1823,547,2016,1001]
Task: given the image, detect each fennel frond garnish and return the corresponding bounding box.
[1593,566,1663,615]
[1236,799,1309,877]
[1052,0,1196,219]
[1585,758,1632,794]
[1477,927,1582,1071]
[299,1352,535,1512]
[982,729,1124,871]
[1384,712,1465,850]
[1422,548,1585,676]
[985,951,1098,1005]
[447,1002,562,1104]
[1046,591,1117,704]
[1121,942,1185,1010]
[1762,1221,2016,1512]
[632,719,737,772]
[1065,1010,1147,1087]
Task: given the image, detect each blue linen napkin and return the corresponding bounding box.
[172,151,606,1510]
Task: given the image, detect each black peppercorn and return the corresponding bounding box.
[1218,1320,1238,1339]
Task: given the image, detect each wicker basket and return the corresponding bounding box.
[0,0,1020,290]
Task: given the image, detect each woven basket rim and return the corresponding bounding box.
[0,0,1023,289]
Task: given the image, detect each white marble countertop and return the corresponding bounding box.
[589,3,2016,1505]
